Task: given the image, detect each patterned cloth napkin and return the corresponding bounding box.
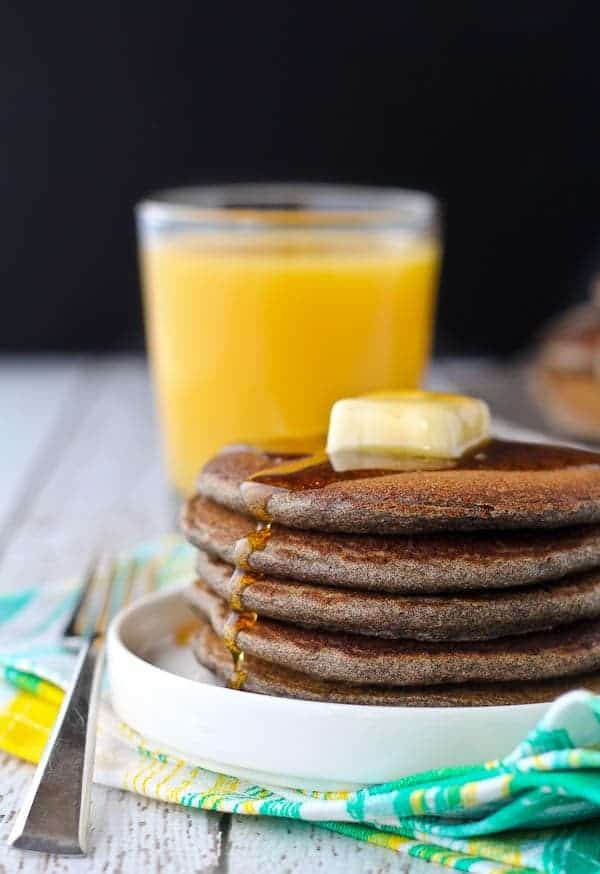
[1,538,599,874]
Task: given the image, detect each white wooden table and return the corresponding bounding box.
[0,355,530,874]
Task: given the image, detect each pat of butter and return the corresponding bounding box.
[326,390,491,459]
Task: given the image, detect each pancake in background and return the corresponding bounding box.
[531,298,600,440]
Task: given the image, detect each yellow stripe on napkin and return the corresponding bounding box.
[0,688,62,763]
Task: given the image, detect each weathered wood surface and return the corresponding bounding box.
[0,355,523,873]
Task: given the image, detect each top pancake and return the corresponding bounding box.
[197,439,600,534]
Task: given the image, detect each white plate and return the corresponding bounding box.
[107,586,549,791]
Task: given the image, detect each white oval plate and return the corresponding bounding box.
[107,586,549,791]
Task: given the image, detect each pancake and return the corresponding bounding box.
[189,580,600,685]
[197,439,600,534]
[182,495,600,592]
[192,550,600,641]
[193,619,600,707]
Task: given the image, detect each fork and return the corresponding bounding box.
[8,555,155,856]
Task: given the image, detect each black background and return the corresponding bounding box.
[3,3,600,354]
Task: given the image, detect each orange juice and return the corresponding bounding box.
[141,232,440,494]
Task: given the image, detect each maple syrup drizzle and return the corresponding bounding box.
[233,522,272,571]
[238,482,273,523]
[243,439,600,495]
[229,568,259,612]
[228,651,247,691]
[224,521,272,689]
[223,609,257,690]
[174,619,203,646]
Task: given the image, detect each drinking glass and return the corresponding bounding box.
[136,183,442,497]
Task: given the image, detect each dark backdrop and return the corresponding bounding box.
[3,3,600,354]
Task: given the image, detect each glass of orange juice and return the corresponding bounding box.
[136,184,441,497]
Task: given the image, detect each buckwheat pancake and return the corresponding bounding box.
[183,495,600,592]
[192,551,600,641]
[197,440,600,534]
[193,619,600,706]
[189,580,600,685]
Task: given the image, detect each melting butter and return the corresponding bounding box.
[326,390,491,460]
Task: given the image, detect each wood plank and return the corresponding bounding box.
[0,357,223,873]
[0,357,82,549]
[0,754,223,874]
[0,357,171,589]
[224,815,442,873]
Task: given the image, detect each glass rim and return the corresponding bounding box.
[136,182,439,230]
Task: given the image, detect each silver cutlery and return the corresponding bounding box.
[9,555,156,856]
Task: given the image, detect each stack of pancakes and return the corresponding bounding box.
[182,439,600,706]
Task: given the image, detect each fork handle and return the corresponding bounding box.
[8,638,104,856]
